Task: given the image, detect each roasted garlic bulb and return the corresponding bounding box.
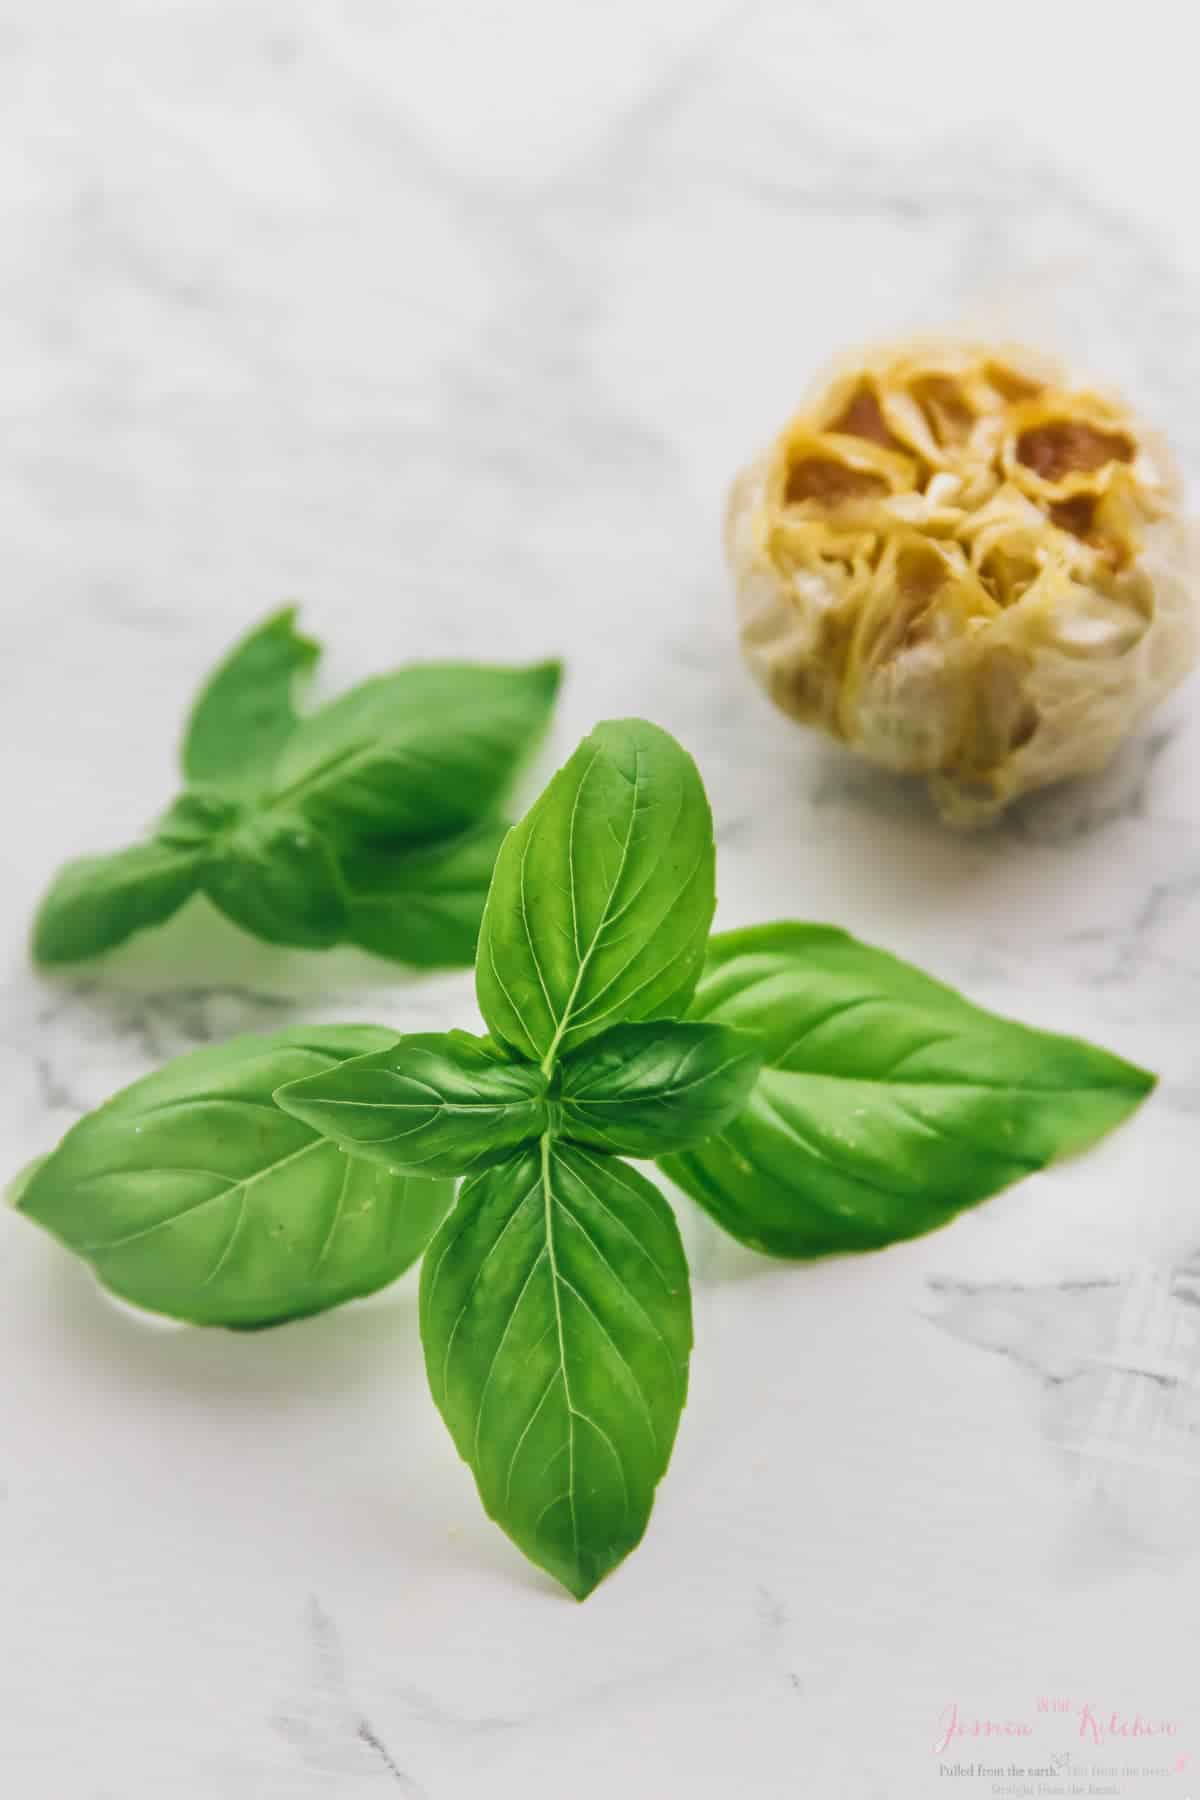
[728,339,1197,823]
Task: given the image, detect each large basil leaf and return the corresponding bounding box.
[421,1140,692,1598]
[559,1021,763,1157]
[342,817,510,967]
[476,720,715,1068]
[276,1032,549,1177]
[31,842,205,965]
[182,607,321,790]
[202,813,348,949]
[267,661,561,844]
[18,1026,453,1328]
[659,923,1155,1258]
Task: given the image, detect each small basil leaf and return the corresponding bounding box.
[181,607,321,789]
[659,923,1156,1258]
[342,817,510,968]
[268,661,562,844]
[32,842,205,966]
[476,720,715,1068]
[155,788,243,848]
[421,1139,692,1599]
[559,1021,763,1157]
[276,1031,549,1177]
[202,813,348,950]
[18,1026,452,1328]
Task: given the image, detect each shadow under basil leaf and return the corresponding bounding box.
[39,1243,428,1409]
[38,890,448,1001]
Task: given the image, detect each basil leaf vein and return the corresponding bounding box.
[558,1020,763,1157]
[267,661,561,845]
[275,1032,549,1177]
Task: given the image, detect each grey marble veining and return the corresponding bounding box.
[929,1266,1200,1560]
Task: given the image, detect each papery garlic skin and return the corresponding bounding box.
[728,339,1197,824]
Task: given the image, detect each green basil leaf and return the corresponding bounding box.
[476,720,715,1069]
[18,1026,452,1328]
[341,817,510,968]
[202,813,348,949]
[276,1032,549,1177]
[181,607,321,789]
[32,842,205,966]
[420,1139,692,1599]
[267,661,562,844]
[659,923,1156,1258]
[155,788,243,848]
[559,1021,763,1158]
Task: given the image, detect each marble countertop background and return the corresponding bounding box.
[3,3,1200,1795]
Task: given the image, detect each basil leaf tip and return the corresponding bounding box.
[32,841,206,966]
[182,606,321,790]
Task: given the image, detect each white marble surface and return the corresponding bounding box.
[3,4,1200,1795]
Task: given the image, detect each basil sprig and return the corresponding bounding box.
[14,717,1156,1601]
[276,719,760,1597]
[659,923,1155,1257]
[31,609,561,968]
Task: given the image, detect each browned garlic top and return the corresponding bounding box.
[728,339,1194,823]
